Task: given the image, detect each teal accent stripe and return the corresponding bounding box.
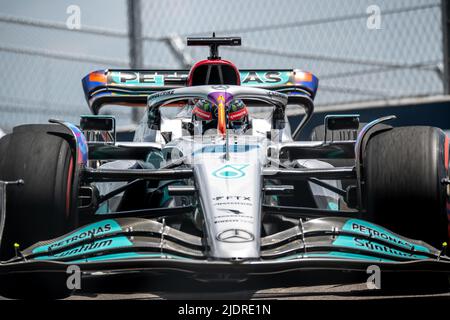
[332,219,431,260]
[69,252,188,263]
[278,252,395,262]
[32,219,122,254]
[333,236,428,260]
[327,202,339,211]
[34,236,132,261]
[340,219,430,253]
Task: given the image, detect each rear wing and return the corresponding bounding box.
[82,69,319,114]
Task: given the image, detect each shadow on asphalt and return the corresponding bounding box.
[71,270,450,300]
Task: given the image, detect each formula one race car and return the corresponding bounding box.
[0,36,449,299]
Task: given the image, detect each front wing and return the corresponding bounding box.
[1,216,449,278]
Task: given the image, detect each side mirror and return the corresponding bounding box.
[325,115,359,131]
[324,114,360,142]
[80,115,116,144]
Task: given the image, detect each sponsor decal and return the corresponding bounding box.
[238,70,318,97]
[192,106,213,120]
[214,218,254,224]
[332,219,430,259]
[212,164,249,179]
[216,229,254,243]
[148,89,175,100]
[228,107,248,121]
[32,220,122,254]
[212,195,251,201]
[217,208,244,215]
[341,219,430,253]
[333,236,428,259]
[213,196,254,224]
[212,195,252,207]
[110,71,165,86]
[240,71,290,86]
[34,236,133,260]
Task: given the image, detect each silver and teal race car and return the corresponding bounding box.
[0,37,449,299]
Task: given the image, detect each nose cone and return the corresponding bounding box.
[200,162,262,259]
[190,137,265,260]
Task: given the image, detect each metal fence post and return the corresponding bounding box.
[442,0,450,95]
[127,0,144,123]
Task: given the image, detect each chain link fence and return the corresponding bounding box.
[0,0,131,131]
[141,0,443,106]
[0,0,445,131]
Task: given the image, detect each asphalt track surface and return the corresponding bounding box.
[3,272,448,300]
[65,284,450,300]
[0,272,449,300]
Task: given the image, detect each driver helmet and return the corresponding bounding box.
[192,99,249,132]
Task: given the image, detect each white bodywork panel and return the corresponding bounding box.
[96,86,340,259]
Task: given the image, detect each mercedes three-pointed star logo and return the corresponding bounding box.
[216,229,254,243]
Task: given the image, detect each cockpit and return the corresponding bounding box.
[133,94,292,144]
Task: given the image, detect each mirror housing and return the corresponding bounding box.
[80,115,116,144]
[325,114,359,131]
[323,114,360,142]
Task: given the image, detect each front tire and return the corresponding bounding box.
[0,124,78,260]
[364,126,449,249]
